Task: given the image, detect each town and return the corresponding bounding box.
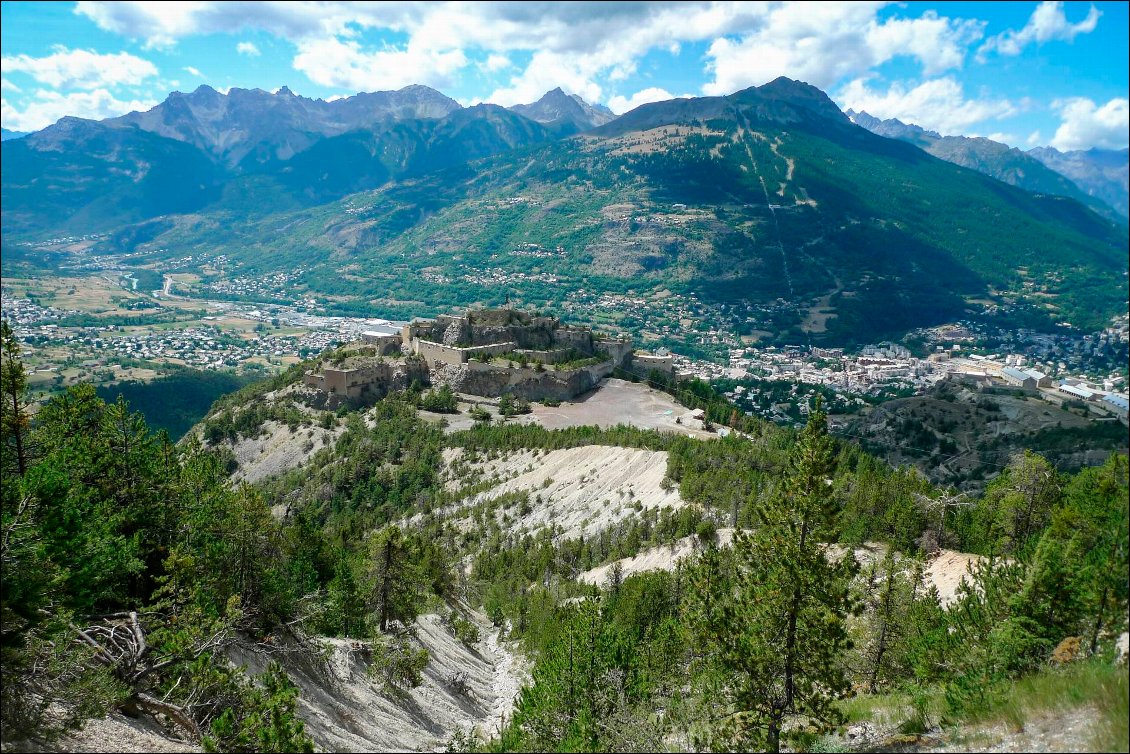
[2,276,1127,426]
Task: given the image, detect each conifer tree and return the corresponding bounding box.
[705,399,858,753]
[1,320,30,475]
[859,550,920,692]
[367,525,425,632]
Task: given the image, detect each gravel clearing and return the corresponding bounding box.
[229,420,342,484]
[229,608,527,752]
[442,445,687,541]
[3,711,198,753]
[530,378,715,437]
[923,549,985,607]
[9,609,528,754]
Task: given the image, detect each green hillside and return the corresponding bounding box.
[125,81,1127,345]
[5,79,1126,347]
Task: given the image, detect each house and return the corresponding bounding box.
[1025,370,1053,387]
[1102,393,1128,418]
[1058,383,1096,401]
[1001,367,1036,390]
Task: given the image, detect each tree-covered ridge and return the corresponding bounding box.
[3,320,1128,752]
[9,82,1121,350]
[73,84,1125,348]
[485,417,1128,753]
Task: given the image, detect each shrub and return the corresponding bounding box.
[451,616,481,647]
[369,634,429,691]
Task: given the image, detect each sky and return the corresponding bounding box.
[1,1,1127,151]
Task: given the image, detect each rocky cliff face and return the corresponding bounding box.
[509,87,617,133]
[431,360,611,401]
[109,84,463,168]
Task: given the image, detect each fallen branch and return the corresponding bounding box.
[135,692,200,740]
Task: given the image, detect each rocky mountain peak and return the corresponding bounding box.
[508,88,616,132]
[749,76,850,123]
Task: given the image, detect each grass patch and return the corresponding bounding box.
[956,658,1128,752]
[836,687,946,734]
[834,659,1127,751]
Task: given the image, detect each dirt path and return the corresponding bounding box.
[476,621,527,740]
[737,121,794,297]
[878,705,1101,753]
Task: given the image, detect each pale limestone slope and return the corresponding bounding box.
[441,445,686,541]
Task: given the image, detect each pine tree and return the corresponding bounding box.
[1,320,30,476]
[859,550,920,692]
[980,451,1061,554]
[366,525,425,632]
[704,399,858,753]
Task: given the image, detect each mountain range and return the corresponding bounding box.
[845,109,1128,221]
[2,79,1126,345]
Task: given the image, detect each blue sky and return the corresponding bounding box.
[2,1,1127,151]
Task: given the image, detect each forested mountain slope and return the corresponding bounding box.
[111,78,1129,344]
[4,78,1126,347]
[3,324,1126,753]
[845,109,1125,222]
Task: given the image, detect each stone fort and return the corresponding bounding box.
[303,308,674,403]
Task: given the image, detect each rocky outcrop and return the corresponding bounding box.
[430,360,612,401]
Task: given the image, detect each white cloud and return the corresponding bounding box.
[702,3,983,95]
[1,77,21,92]
[69,2,877,104]
[483,53,511,73]
[866,12,985,76]
[836,76,1019,135]
[70,1,1003,116]
[483,51,604,107]
[1049,97,1129,151]
[183,66,203,77]
[978,1,1100,60]
[1026,130,1042,146]
[607,87,685,115]
[985,132,1018,147]
[293,36,467,92]
[0,46,158,90]
[1,88,159,131]
[237,41,261,57]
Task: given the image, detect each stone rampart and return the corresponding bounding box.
[598,338,634,368]
[444,358,612,401]
[631,353,676,379]
[360,333,402,356]
[414,339,516,366]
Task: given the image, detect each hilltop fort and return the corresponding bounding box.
[303,307,674,405]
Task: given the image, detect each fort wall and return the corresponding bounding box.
[631,353,676,379]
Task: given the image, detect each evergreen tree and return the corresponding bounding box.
[1,320,30,475]
[366,525,425,632]
[703,399,858,753]
[1029,454,1129,654]
[979,451,1061,554]
[858,550,920,692]
[321,550,367,637]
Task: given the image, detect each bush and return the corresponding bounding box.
[451,616,481,647]
[369,634,429,691]
[202,662,314,753]
[421,384,459,413]
[499,394,531,417]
